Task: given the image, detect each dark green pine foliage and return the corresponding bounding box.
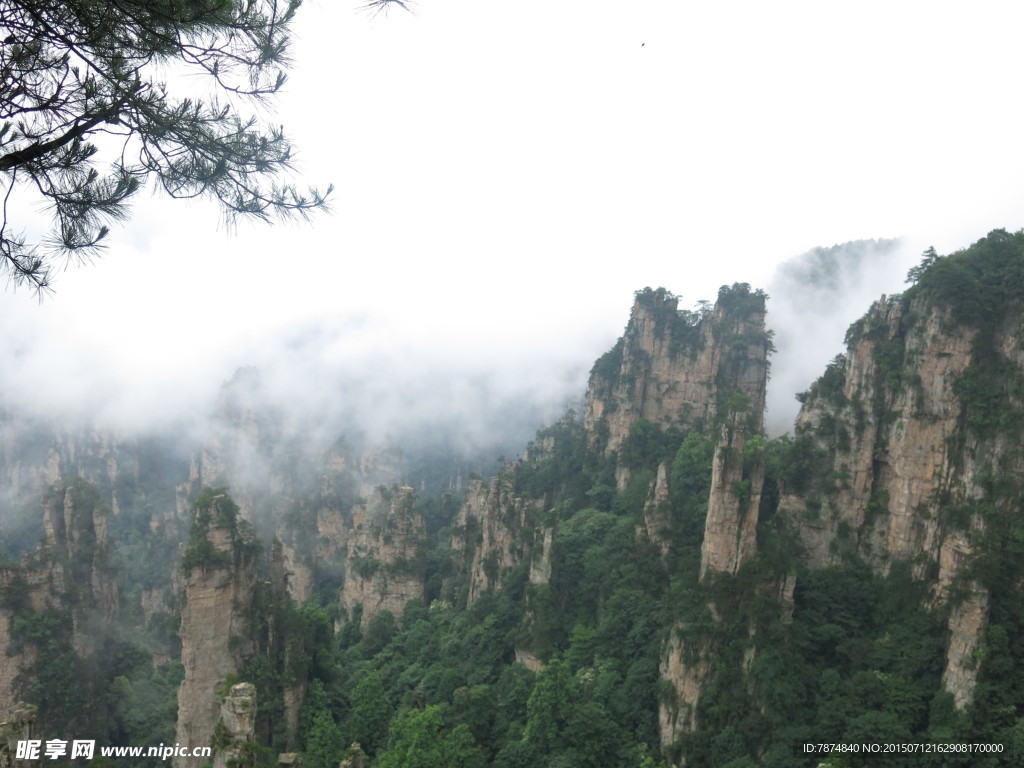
[0,0,331,292]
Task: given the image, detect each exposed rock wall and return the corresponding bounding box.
[0,480,118,718]
[0,577,37,723]
[619,288,770,760]
[0,703,36,767]
[450,473,536,604]
[339,486,425,628]
[0,419,142,519]
[212,683,257,768]
[175,494,258,768]
[942,586,990,711]
[447,471,553,668]
[700,409,764,579]
[641,462,672,557]
[778,297,980,572]
[584,290,712,458]
[583,286,770,491]
[43,483,119,655]
[778,292,1024,710]
[658,631,711,755]
[698,290,769,577]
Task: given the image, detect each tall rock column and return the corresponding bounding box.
[698,286,769,578]
[655,285,770,764]
[583,288,717,490]
[175,491,258,768]
[583,285,770,492]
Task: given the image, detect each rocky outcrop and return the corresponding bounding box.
[513,524,554,672]
[340,743,368,768]
[778,296,981,572]
[642,463,672,558]
[175,492,258,768]
[451,473,537,604]
[339,486,425,628]
[0,703,36,768]
[447,471,553,666]
[700,409,765,579]
[43,482,119,654]
[778,269,1024,710]
[658,631,711,756]
[0,480,119,718]
[578,287,773,751]
[584,285,770,490]
[0,605,30,732]
[274,502,348,604]
[942,587,990,711]
[584,290,709,459]
[0,418,143,521]
[212,682,257,768]
[185,369,408,611]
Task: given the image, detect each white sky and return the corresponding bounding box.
[4,0,1024,434]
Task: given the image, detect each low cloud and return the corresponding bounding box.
[764,238,919,435]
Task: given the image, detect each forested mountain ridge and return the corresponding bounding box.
[2,231,1024,767]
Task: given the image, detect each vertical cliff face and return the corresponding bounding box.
[41,481,119,654]
[0,420,139,515]
[6,243,1023,767]
[777,296,986,575]
[0,594,30,728]
[584,285,770,493]
[658,631,710,754]
[187,368,410,610]
[0,480,118,721]
[942,588,989,711]
[438,286,773,753]
[447,467,550,666]
[450,472,538,604]
[698,291,769,578]
[584,289,710,460]
[0,413,188,695]
[657,348,769,760]
[776,237,1024,712]
[339,486,425,628]
[175,491,259,768]
[642,463,672,558]
[699,416,762,578]
[0,413,187,563]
